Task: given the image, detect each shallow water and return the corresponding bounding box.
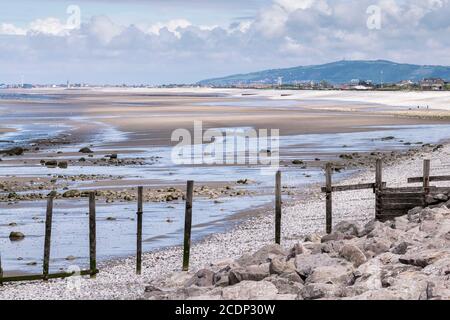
[0,194,270,273]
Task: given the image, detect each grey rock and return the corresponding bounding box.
[363,237,391,256]
[306,264,355,286]
[339,244,367,267]
[391,242,409,255]
[294,254,341,279]
[399,249,449,268]
[79,147,93,153]
[221,281,278,300]
[334,221,360,237]
[185,269,215,287]
[228,265,270,285]
[237,244,287,267]
[9,231,25,241]
[321,232,346,243]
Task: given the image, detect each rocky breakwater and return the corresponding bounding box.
[145,203,450,300]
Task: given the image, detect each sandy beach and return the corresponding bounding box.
[1,88,450,298]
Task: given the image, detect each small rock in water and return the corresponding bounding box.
[58,161,68,169]
[2,147,24,156]
[9,231,25,241]
[79,147,93,154]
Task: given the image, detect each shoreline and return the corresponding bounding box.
[1,141,449,299]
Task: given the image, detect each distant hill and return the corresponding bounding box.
[198,60,450,86]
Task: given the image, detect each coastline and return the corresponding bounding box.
[1,141,449,299]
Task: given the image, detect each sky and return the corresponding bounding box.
[1,0,450,84]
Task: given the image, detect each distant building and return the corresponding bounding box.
[420,78,445,91]
[396,80,415,87]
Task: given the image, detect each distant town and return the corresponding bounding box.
[0,77,449,91]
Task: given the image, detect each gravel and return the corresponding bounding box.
[1,144,449,300]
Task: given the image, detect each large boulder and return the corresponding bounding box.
[300,283,342,300]
[294,254,343,279]
[221,281,278,300]
[236,244,287,267]
[399,249,450,268]
[185,269,215,288]
[306,264,355,286]
[269,258,296,275]
[228,265,270,285]
[363,237,391,256]
[266,275,304,295]
[334,221,360,237]
[339,244,367,267]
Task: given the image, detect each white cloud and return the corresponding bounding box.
[28,18,70,36]
[146,19,192,38]
[0,23,26,35]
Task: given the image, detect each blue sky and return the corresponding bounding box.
[1,0,450,84]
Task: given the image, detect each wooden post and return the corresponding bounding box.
[136,186,143,275]
[182,181,194,272]
[0,253,3,286]
[375,159,383,219]
[43,196,54,281]
[89,192,97,278]
[423,159,431,194]
[275,171,282,245]
[325,163,333,234]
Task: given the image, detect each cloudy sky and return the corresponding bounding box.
[1,0,450,84]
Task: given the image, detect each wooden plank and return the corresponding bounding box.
[380,192,424,199]
[381,187,436,193]
[381,203,423,210]
[275,171,282,245]
[2,269,94,283]
[377,209,411,216]
[382,199,425,207]
[431,187,450,194]
[325,163,332,234]
[43,196,54,281]
[408,175,450,183]
[136,186,143,275]
[89,192,97,279]
[182,181,194,271]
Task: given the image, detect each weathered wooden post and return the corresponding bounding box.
[0,253,3,286]
[325,163,333,234]
[375,159,383,219]
[89,192,97,278]
[43,196,54,281]
[136,186,143,275]
[275,170,282,245]
[182,181,194,272]
[423,159,431,194]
